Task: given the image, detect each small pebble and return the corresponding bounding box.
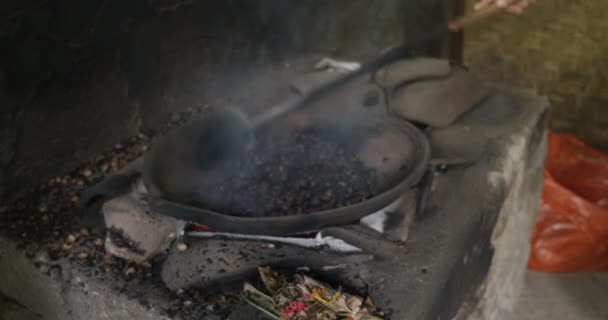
[33,250,49,265]
[79,227,89,236]
[125,266,136,275]
[170,113,181,123]
[183,300,193,307]
[81,169,93,177]
[264,243,275,249]
[66,234,76,244]
[62,243,73,251]
[176,242,188,252]
[25,243,39,257]
[94,238,104,247]
[70,195,80,203]
[76,252,88,259]
[39,205,48,213]
[41,214,49,222]
[394,241,407,249]
[99,163,109,172]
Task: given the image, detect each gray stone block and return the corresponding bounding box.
[374,58,451,90]
[103,193,185,264]
[389,66,490,127]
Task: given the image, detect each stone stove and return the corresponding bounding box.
[0,53,548,320]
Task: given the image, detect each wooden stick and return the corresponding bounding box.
[448,4,501,32]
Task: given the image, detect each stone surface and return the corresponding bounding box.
[0,293,43,320]
[509,272,608,320]
[161,239,373,291]
[390,66,490,127]
[429,89,536,161]
[374,58,451,90]
[103,192,185,264]
[0,236,174,320]
[454,87,549,320]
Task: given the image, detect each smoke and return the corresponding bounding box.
[137,1,427,218]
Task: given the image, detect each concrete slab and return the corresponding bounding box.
[0,293,43,320]
[510,272,608,320]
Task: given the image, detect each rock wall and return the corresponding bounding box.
[0,0,447,200]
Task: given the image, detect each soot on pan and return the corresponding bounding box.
[206,126,398,218]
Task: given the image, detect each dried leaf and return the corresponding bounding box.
[315,309,339,320]
[242,283,281,320]
[363,297,376,309]
[243,268,384,320]
[346,296,362,313]
[357,315,385,320]
[259,266,282,293]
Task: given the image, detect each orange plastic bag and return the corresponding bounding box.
[528,132,608,272]
[545,132,608,209]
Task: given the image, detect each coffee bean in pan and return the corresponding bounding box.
[201,127,398,218]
